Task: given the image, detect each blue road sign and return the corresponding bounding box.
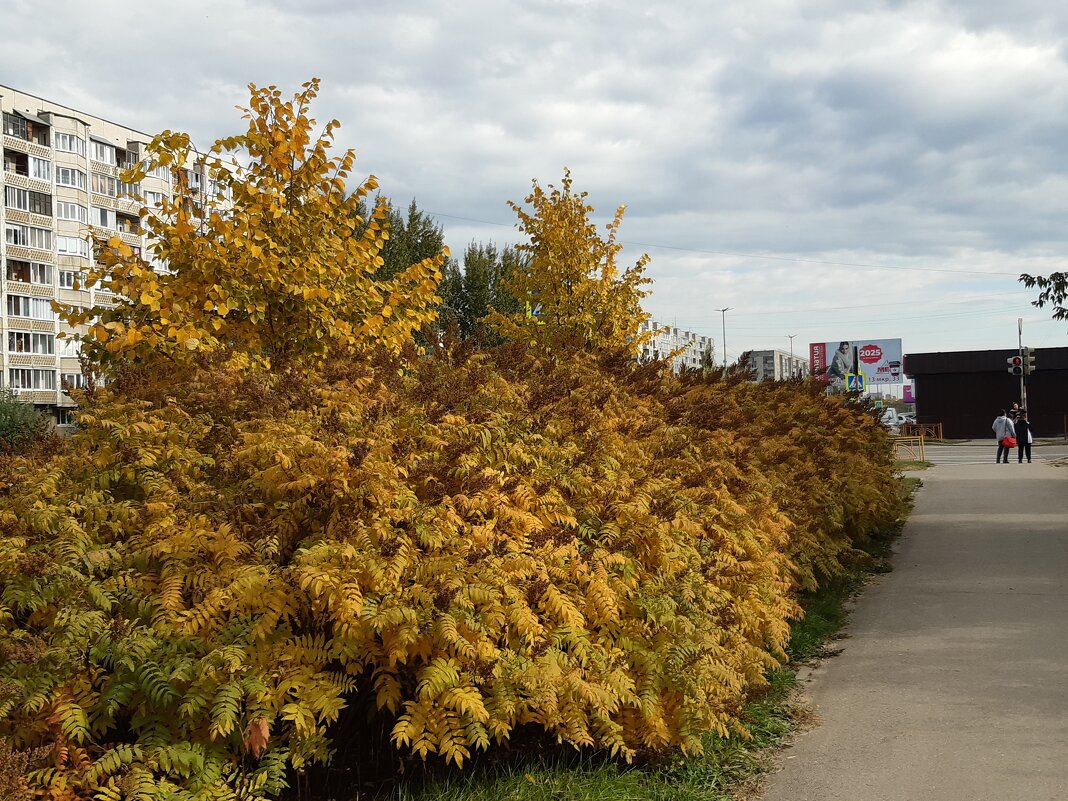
[847,373,866,391]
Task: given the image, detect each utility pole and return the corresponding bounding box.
[787,334,796,378]
[716,307,732,369]
[1019,317,1027,411]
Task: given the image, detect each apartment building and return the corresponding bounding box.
[1,85,212,426]
[746,348,809,381]
[638,319,713,372]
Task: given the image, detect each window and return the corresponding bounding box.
[143,190,165,207]
[5,260,30,282]
[59,270,79,289]
[2,112,49,146]
[144,161,170,181]
[56,409,78,426]
[59,336,82,357]
[31,263,53,285]
[30,157,51,181]
[91,140,116,165]
[5,186,53,215]
[6,295,54,320]
[116,148,139,171]
[54,132,86,156]
[62,373,87,390]
[116,213,139,234]
[117,179,139,199]
[4,150,27,176]
[5,224,53,250]
[8,369,56,391]
[93,206,117,230]
[56,201,88,223]
[8,332,55,355]
[207,179,231,201]
[56,167,87,190]
[2,112,27,139]
[56,236,90,258]
[92,173,117,197]
[185,169,203,190]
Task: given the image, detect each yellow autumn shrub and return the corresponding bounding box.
[0,81,903,800]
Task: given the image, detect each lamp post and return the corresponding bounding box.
[787,334,796,379]
[716,307,732,368]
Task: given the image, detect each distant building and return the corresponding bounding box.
[905,347,1068,438]
[2,84,225,427]
[638,320,713,372]
[745,348,809,381]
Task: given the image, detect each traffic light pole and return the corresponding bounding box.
[1019,318,1027,411]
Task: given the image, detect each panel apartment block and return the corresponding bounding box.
[1,85,203,425]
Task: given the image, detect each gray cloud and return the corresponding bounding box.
[3,0,1066,361]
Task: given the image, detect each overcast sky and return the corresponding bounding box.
[4,0,1068,368]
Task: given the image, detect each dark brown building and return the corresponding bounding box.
[904,347,1068,438]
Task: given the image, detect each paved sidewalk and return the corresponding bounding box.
[760,461,1068,801]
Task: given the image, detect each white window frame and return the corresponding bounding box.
[8,331,55,355]
[56,167,88,190]
[59,336,82,357]
[54,132,86,156]
[91,140,117,165]
[5,224,53,250]
[92,173,117,197]
[8,368,56,390]
[56,236,90,258]
[30,263,53,285]
[62,373,86,390]
[29,157,51,181]
[92,206,117,230]
[6,295,54,320]
[56,201,88,223]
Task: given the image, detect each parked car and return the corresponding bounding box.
[880,408,901,431]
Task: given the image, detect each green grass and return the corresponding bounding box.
[895,459,932,471]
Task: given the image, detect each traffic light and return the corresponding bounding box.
[1023,346,1036,375]
[1007,355,1023,376]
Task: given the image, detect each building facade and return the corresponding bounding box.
[638,319,713,372]
[1,85,206,426]
[905,347,1068,438]
[745,348,809,381]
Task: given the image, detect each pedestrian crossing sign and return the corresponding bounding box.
[846,373,865,391]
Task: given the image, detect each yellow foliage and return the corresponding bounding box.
[0,82,904,800]
[58,79,444,372]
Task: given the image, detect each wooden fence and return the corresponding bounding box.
[900,422,943,439]
[893,435,926,462]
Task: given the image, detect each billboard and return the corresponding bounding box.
[809,339,904,385]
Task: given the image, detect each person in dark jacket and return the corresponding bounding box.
[1016,412,1033,463]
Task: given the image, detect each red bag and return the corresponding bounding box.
[1002,436,1017,447]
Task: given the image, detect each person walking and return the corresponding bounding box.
[1016,412,1033,463]
[992,409,1016,464]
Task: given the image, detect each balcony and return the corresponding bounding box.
[3,111,50,147]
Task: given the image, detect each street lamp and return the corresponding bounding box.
[787,334,796,378]
[716,307,732,368]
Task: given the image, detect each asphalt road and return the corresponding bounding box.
[924,440,1068,466]
[760,457,1068,801]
